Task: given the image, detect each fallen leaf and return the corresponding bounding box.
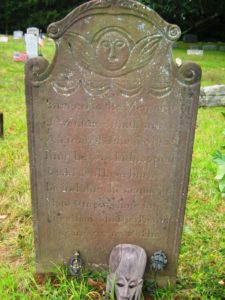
[0,215,7,220]
[87,278,106,293]
[34,272,59,287]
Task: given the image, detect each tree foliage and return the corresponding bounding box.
[0,0,224,41]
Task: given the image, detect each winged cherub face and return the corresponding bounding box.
[94,29,132,71]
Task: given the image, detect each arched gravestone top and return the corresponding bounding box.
[25,0,201,286]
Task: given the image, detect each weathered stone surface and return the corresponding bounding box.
[25,0,201,286]
[199,85,225,107]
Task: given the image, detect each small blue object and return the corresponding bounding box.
[151,250,168,272]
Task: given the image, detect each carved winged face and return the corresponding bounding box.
[95,30,131,71]
[65,26,161,77]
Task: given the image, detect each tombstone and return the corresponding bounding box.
[13,30,23,39]
[202,44,217,51]
[187,49,204,56]
[25,33,38,58]
[183,34,198,43]
[0,112,3,138]
[25,0,201,286]
[27,27,39,38]
[0,36,8,43]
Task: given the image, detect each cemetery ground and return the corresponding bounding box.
[0,38,225,299]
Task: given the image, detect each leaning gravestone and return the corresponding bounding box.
[25,0,201,286]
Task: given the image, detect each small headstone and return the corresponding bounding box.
[187,49,204,56]
[0,36,8,43]
[202,44,217,51]
[0,112,3,138]
[25,33,38,58]
[25,0,201,286]
[183,34,198,43]
[13,30,23,39]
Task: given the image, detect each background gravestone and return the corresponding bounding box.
[25,0,201,286]
[27,27,39,38]
[13,30,23,39]
[25,33,38,58]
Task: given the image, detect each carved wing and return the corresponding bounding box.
[65,32,97,72]
[126,35,162,72]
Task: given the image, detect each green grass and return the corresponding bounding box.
[173,42,225,87]
[0,38,225,299]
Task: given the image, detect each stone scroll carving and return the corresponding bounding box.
[25,0,201,287]
[106,244,147,300]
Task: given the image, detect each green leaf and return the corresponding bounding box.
[212,151,225,165]
[215,166,225,180]
[218,177,225,193]
[221,112,225,118]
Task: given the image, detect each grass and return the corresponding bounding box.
[0,37,225,299]
[173,42,225,87]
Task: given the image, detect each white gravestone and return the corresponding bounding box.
[25,33,38,58]
[13,31,23,39]
[187,49,204,56]
[27,27,39,38]
[0,36,8,43]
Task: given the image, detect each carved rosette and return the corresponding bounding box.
[177,62,202,86]
[25,57,49,86]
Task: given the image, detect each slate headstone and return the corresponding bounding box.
[13,30,23,39]
[25,33,38,58]
[25,0,201,286]
[183,34,198,43]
